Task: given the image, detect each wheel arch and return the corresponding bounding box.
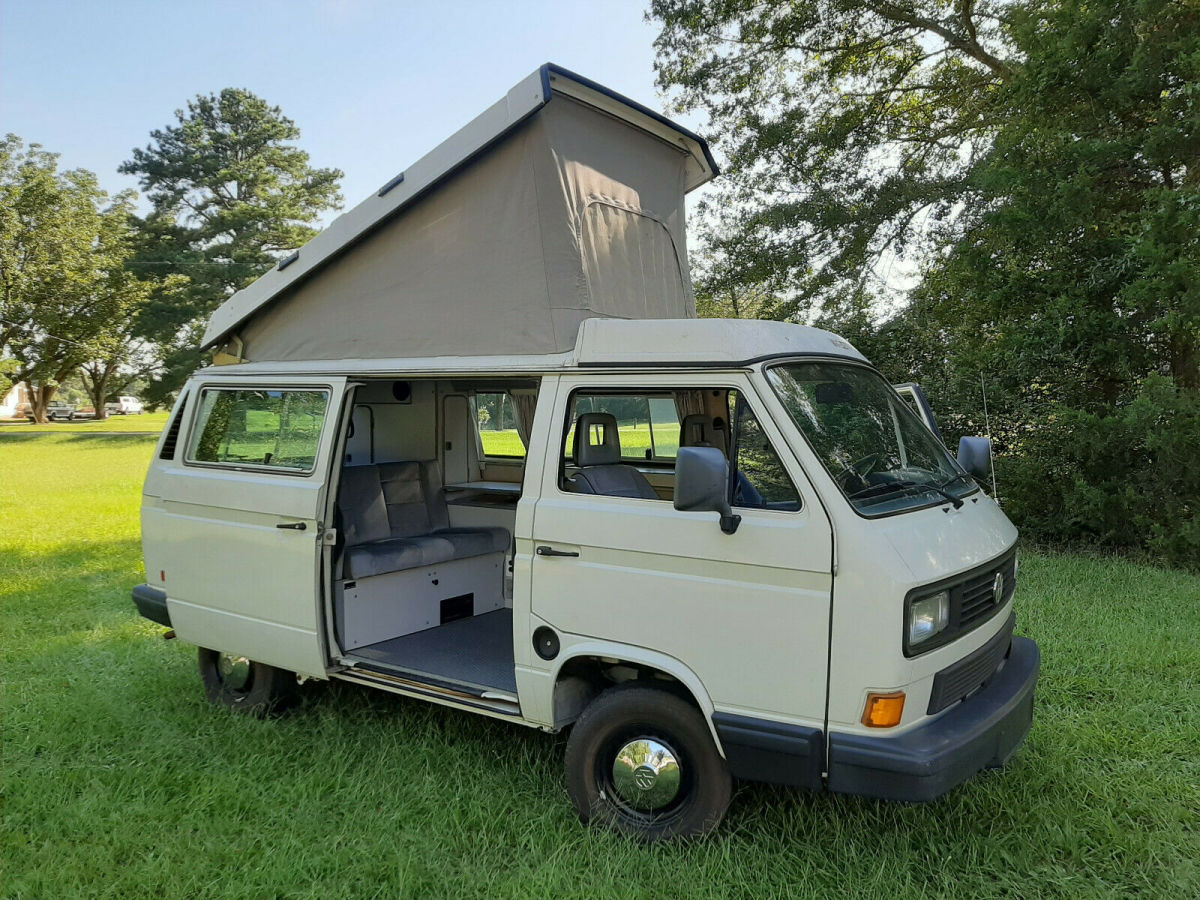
[549,640,725,754]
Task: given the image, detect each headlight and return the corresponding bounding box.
[908,590,950,646]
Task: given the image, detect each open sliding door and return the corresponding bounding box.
[145,376,350,677]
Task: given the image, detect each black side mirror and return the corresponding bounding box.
[674,447,741,534]
[957,436,992,480]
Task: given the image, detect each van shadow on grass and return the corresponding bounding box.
[0,538,147,646]
[0,430,159,445]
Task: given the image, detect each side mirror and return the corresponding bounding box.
[674,447,741,534]
[957,436,992,480]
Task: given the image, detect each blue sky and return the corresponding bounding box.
[2,0,688,220]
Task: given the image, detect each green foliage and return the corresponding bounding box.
[654,0,1200,567]
[1002,376,1200,563]
[653,0,1014,318]
[120,89,343,400]
[0,136,152,422]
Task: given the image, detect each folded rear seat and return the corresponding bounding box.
[338,461,510,580]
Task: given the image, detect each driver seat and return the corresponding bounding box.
[567,413,657,499]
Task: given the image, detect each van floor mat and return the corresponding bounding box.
[351,608,517,694]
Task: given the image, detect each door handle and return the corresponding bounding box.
[536,545,579,558]
[276,521,307,530]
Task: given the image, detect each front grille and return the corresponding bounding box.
[958,553,1016,629]
[928,613,1016,714]
[905,548,1017,656]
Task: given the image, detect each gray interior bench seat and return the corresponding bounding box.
[339,460,510,579]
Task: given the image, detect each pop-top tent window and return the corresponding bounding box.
[202,65,717,364]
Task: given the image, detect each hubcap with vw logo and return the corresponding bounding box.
[612,738,682,810]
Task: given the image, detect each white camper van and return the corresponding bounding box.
[133,66,1038,841]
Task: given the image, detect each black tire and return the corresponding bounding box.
[197,647,295,715]
[564,685,732,842]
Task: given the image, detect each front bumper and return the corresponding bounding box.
[827,636,1039,802]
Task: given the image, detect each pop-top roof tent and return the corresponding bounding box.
[202,64,718,364]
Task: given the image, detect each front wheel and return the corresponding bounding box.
[564,685,732,842]
[197,647,295,715]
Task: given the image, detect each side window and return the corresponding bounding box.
[563,394,681,462]
[186,388,329,473]
[475,392,526,459]
[732,396,802,512]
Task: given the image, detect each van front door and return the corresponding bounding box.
[527,375,833,742]
[146,377,349,677]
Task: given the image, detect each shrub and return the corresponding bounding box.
[1001,376,1200,569]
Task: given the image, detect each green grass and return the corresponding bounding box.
[1,410,170,433]
[480,422,683,460]
[3,431,1199,898]
[479,428,526,457]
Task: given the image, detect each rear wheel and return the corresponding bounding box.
[197,647,295,714]
[564,685,731,842]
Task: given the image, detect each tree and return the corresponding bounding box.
[0,136,148,423]
[690,203,786,320]
[653,0,1200,566]
[652,0,1016,320]
[121,89,343,399]
[78,273,183,419]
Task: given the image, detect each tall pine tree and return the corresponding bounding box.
[121,89,343,398]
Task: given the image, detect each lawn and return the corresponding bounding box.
[2,431,1198,898]
[1,410,170,433]
[482,422,683,460]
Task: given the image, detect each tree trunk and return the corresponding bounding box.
[81,360,119,421]
[27,382,57,424]
[86,374,110,421]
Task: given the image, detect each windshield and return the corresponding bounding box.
[766,362,977,516]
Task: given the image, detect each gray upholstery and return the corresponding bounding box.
[338,461,511,578]
[573,412,622,466]
[436,528,510,558]
[344,535,457,579]
[568,412,658,499]
[338,464,393,545]
[680,414,716,448]
[378,461,446,536]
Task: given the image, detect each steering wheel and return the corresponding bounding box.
[837,453,882,491]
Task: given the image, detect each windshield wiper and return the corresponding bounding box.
[850,479,963,509]
[938,471,975,493]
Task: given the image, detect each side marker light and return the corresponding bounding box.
[862,691,906,728]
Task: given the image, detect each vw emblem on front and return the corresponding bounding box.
[993,572,1005,605]
[633,765,658,791]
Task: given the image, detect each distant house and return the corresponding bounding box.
[0,382,31,418]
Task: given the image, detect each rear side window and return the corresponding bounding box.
[186,388,329,473]
[475,392,527,459]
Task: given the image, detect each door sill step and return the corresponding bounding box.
[334,664,521,715]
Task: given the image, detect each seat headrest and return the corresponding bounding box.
[573,412,622,467]
[680,414,717,448]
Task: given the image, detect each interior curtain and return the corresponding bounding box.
[673,390,707,420]
[512,390,539,447]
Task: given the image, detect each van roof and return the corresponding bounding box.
[201,64,718,357]
[192,319,867,377]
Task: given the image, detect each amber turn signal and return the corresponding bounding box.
[862,691,906,727]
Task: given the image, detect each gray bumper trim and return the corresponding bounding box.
[827,636,1039,802]
[132,584,171,627]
